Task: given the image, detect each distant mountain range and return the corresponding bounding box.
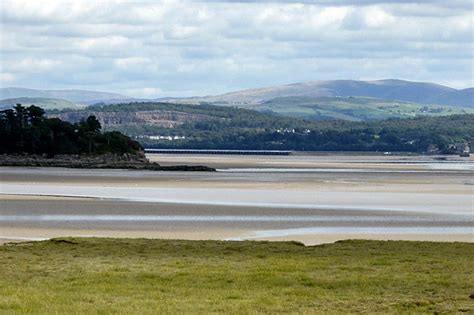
[0,87,131,104]
[169,79,473,108]
[1,80,472,121]
[0,97,85,110]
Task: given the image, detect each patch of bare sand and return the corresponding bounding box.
[250,233,474,245]
[0,227,247,245]
[1,227,472,246]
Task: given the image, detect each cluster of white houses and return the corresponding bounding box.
[136,135,186,141]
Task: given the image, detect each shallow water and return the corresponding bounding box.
[1,183,472,215]
[1,157,473,242]
[1,214,471,223]
[220,166,474,173]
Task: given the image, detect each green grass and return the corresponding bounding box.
[1,238,473,314]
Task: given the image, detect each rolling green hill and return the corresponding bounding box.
[166,79,473,109]
[5,80,472,121]
[162,79,473,121]
[250,96,473,121]
[0,97,84,110]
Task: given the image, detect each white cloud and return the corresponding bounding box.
[363,7,395,27]
[114,57,151,70]
[73,36,130,52]
[6,58,61,73]
[166,26,199,40]
[0,0,472,95]
[0,73,15,84]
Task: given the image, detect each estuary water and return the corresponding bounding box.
[0,154,473,244]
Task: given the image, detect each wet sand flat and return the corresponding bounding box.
[1,154,473,244]
[1,165,472,194]
[1,183,472,214]
[1,197,472,245]
[148,152,474,170]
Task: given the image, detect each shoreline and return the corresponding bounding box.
[147,153,474,170]
[2,229,472,246]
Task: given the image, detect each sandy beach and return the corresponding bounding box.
[1,154,472,244]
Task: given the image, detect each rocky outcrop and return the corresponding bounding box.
[0,154,216,172]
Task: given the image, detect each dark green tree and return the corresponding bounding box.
[0,104,142,156]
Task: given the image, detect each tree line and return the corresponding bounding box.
[0,104,142,155]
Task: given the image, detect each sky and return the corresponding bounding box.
[1,0,473,98]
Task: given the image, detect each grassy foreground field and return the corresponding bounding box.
[0,238,473,314]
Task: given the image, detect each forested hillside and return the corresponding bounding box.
[50,102,473,153]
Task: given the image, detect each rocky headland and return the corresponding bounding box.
[0,153,215,172]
